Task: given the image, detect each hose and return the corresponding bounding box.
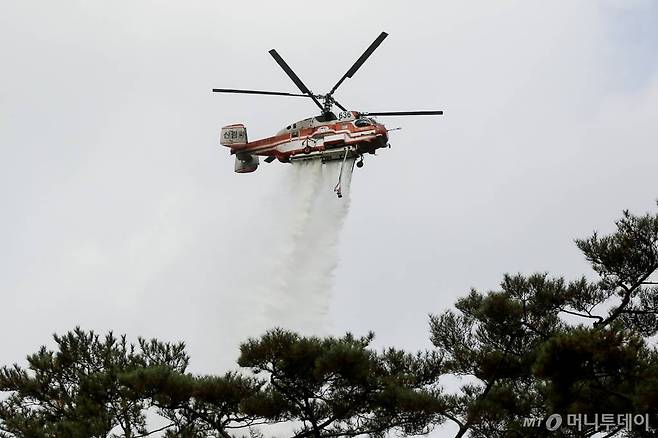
[333,148,350,198]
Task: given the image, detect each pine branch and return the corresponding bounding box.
[596,266,658,327]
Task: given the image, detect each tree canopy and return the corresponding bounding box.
[0,328,188,437]
[1,329,444,437]
[237,329,444,437]
[2,203,657,437]
[430,205,658,437]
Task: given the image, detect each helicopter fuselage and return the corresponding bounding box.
[220,111,389,167]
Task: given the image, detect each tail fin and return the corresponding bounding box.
[220,124,248,148]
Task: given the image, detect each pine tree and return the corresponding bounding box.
[3,203,657,438]
[1,329,445,437]
[120,368,263,437]
[429,204,658,437]
[237,329,445,437]
[0,327,188,438]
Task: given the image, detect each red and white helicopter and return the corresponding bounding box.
[214,32,443,197]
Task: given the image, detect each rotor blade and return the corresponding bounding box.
[333,99,347,112]
[360,110,444,116]
[267,50,310,94]
[212,88,312,98]
[329,32,388,95]
[268,49,324,111]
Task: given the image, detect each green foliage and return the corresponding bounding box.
[0,327,188,437]
[430,203,658,437]
[238,329,445,437]
[532,327,648,414]
[121,368,264,436]
[1,329,444,438]
[2,203,657,437]
[576,209,658,290]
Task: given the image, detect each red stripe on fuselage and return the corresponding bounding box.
[228,121,387,156]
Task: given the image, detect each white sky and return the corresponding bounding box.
[1,1,658,434]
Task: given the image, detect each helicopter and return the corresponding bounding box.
[213,32,443,197]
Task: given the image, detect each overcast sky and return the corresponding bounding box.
[2,0,658,434]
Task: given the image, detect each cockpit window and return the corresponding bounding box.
[354,118,373,127]
[286,125,291,130]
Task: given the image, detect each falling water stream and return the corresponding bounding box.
[262,159,355,334]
